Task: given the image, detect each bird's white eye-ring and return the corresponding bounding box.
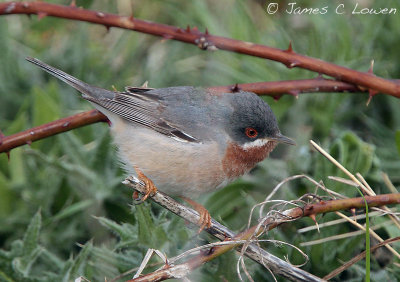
[245,127,258,138]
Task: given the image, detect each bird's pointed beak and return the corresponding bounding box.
[267,133,296,146]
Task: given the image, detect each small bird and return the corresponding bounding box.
[26,57,295,231]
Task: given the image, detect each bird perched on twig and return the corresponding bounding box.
[26,57,295,232]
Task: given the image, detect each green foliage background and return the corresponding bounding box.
[0,0,400,281]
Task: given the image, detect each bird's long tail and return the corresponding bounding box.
[26,57,115,100]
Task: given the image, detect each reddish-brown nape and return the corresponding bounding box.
[222,141,277,179]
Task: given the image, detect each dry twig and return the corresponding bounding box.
[124,175,400,281]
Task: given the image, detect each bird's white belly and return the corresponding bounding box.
[110,121,227,197]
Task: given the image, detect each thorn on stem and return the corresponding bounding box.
[70,0,76,7]
[351,208,357,221]
[305,205,314,212]
[273,94,282,101]
[231,83,240,92]
[366,96,373,106]
[368,60,375,74]
[185,25,191,33]
[366,89,378,106]
[369,89,378,96]
[285,41,293,53]
[309,214,320,233]
[205,28,209,35]
[161,258,171,269]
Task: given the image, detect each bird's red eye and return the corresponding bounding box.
[245,127,258,138]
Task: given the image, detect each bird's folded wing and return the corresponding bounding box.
[86,88,199,143]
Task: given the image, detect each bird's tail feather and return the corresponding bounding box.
[26,57,115,100]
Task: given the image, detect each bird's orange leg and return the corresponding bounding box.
[181,196,212,233]
[134,167,158,201]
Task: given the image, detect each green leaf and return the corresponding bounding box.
[61,242,92,282]
[135,204,168,250]
[0,269,14,282]
[396,130,400,156]
[32,83,60,127]
[2,108,29,136]
[136,204,155,247]
[89,245,143,278]
[0,172,14,216]
[96,216,136,242]
[12,247,42,277]
[384,220,400,240]
[39,249,65,273]
[9,148,26,187]
[90,128,113,168]
[31,83,61,152]
[315,131,376,191]
[56,131,87,167]
[51,200,94,222]
[12,210,42,276]
[206,181,254,221]
[22,210,41,258]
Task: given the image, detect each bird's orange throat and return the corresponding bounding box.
[222,141,277,179]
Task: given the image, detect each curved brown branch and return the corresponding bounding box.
[263,193,400,231]
[213,78,363,98]
[0,110,107,153]
[0,1,399,98]
[0,79,362,154]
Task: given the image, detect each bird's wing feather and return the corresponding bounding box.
[85,90,199,143]
[26,57,199,143]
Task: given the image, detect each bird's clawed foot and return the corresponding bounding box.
[181,197,212,233]
[133,167,158,203]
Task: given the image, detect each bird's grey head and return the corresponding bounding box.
[225,91,294,149]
